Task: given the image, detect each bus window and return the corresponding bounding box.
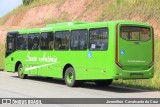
[120,26,150,41]
[6,35,15,52]
[89,28,108,50]
[28,33,40,50]
[55,31,70,50]
[71,29,88,50]
[6,32,17,57]
[40,32,53,50]
[17,34,28,50]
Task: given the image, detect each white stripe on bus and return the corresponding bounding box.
[25,62,59,71]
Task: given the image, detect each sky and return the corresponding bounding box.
[0,0,22,17]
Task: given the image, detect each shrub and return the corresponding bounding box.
[23,0,34,5]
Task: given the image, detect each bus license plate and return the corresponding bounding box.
[130,73,144,76]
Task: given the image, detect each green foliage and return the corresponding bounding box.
[23,0,34,5]
[96,0,160,21]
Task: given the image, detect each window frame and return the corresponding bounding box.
[89,27,109,51]
[28,33,41,50]
[16,34,28,50]
[40,32,54,50]
[54,30,70,51]
[6,34,16,52]
[120,26,151,42]
[5,32,18,58]
[70,29,88,51]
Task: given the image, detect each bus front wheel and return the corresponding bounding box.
[64,67,82,87]
[95,79,113,87]
[18,64,27,79]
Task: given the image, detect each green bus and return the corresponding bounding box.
[5,20,154,87]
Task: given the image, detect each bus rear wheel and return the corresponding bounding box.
[95,79,113,87]
[64,67,82,87]
[18,64,27,79]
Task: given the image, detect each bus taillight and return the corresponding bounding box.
[148,27,154,68]
[115,24,122,68]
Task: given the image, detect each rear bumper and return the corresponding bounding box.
[113,66,154,79]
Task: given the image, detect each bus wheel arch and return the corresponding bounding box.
[15,61,22,72]
[63,64,73,79]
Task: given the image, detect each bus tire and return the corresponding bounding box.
[95,79,113,87]
[64,67,81,87]
[18,64,27,79]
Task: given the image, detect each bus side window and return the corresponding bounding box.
[49,33,54,50]
[71,31,79,50]
[6,33,17,57]
[28,33,40,50]
[17,34,28,50]
[71,29,88,50]
[40,32,53,50]
[7,39,15,51]
[89,28,108,51]
[80,30,88,50]
[55,31,70,50]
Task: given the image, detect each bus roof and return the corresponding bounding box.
[13,20,151,35]
[45,22,89,27]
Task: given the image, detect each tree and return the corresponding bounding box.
[23,0,34,5]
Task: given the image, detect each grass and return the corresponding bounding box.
[0,0,65,25]
[1,0,160,25]
[32,11,70,25]
[0,44,5,69]
[96,0,160,21]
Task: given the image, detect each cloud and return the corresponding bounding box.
[0,0,22,17]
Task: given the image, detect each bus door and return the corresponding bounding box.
[116,25,153,70]
[5,32,18,71]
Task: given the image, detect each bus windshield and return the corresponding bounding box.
[120,26,150,41]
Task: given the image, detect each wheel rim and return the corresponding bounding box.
[66,71,73,84]
[19,66,24,77]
